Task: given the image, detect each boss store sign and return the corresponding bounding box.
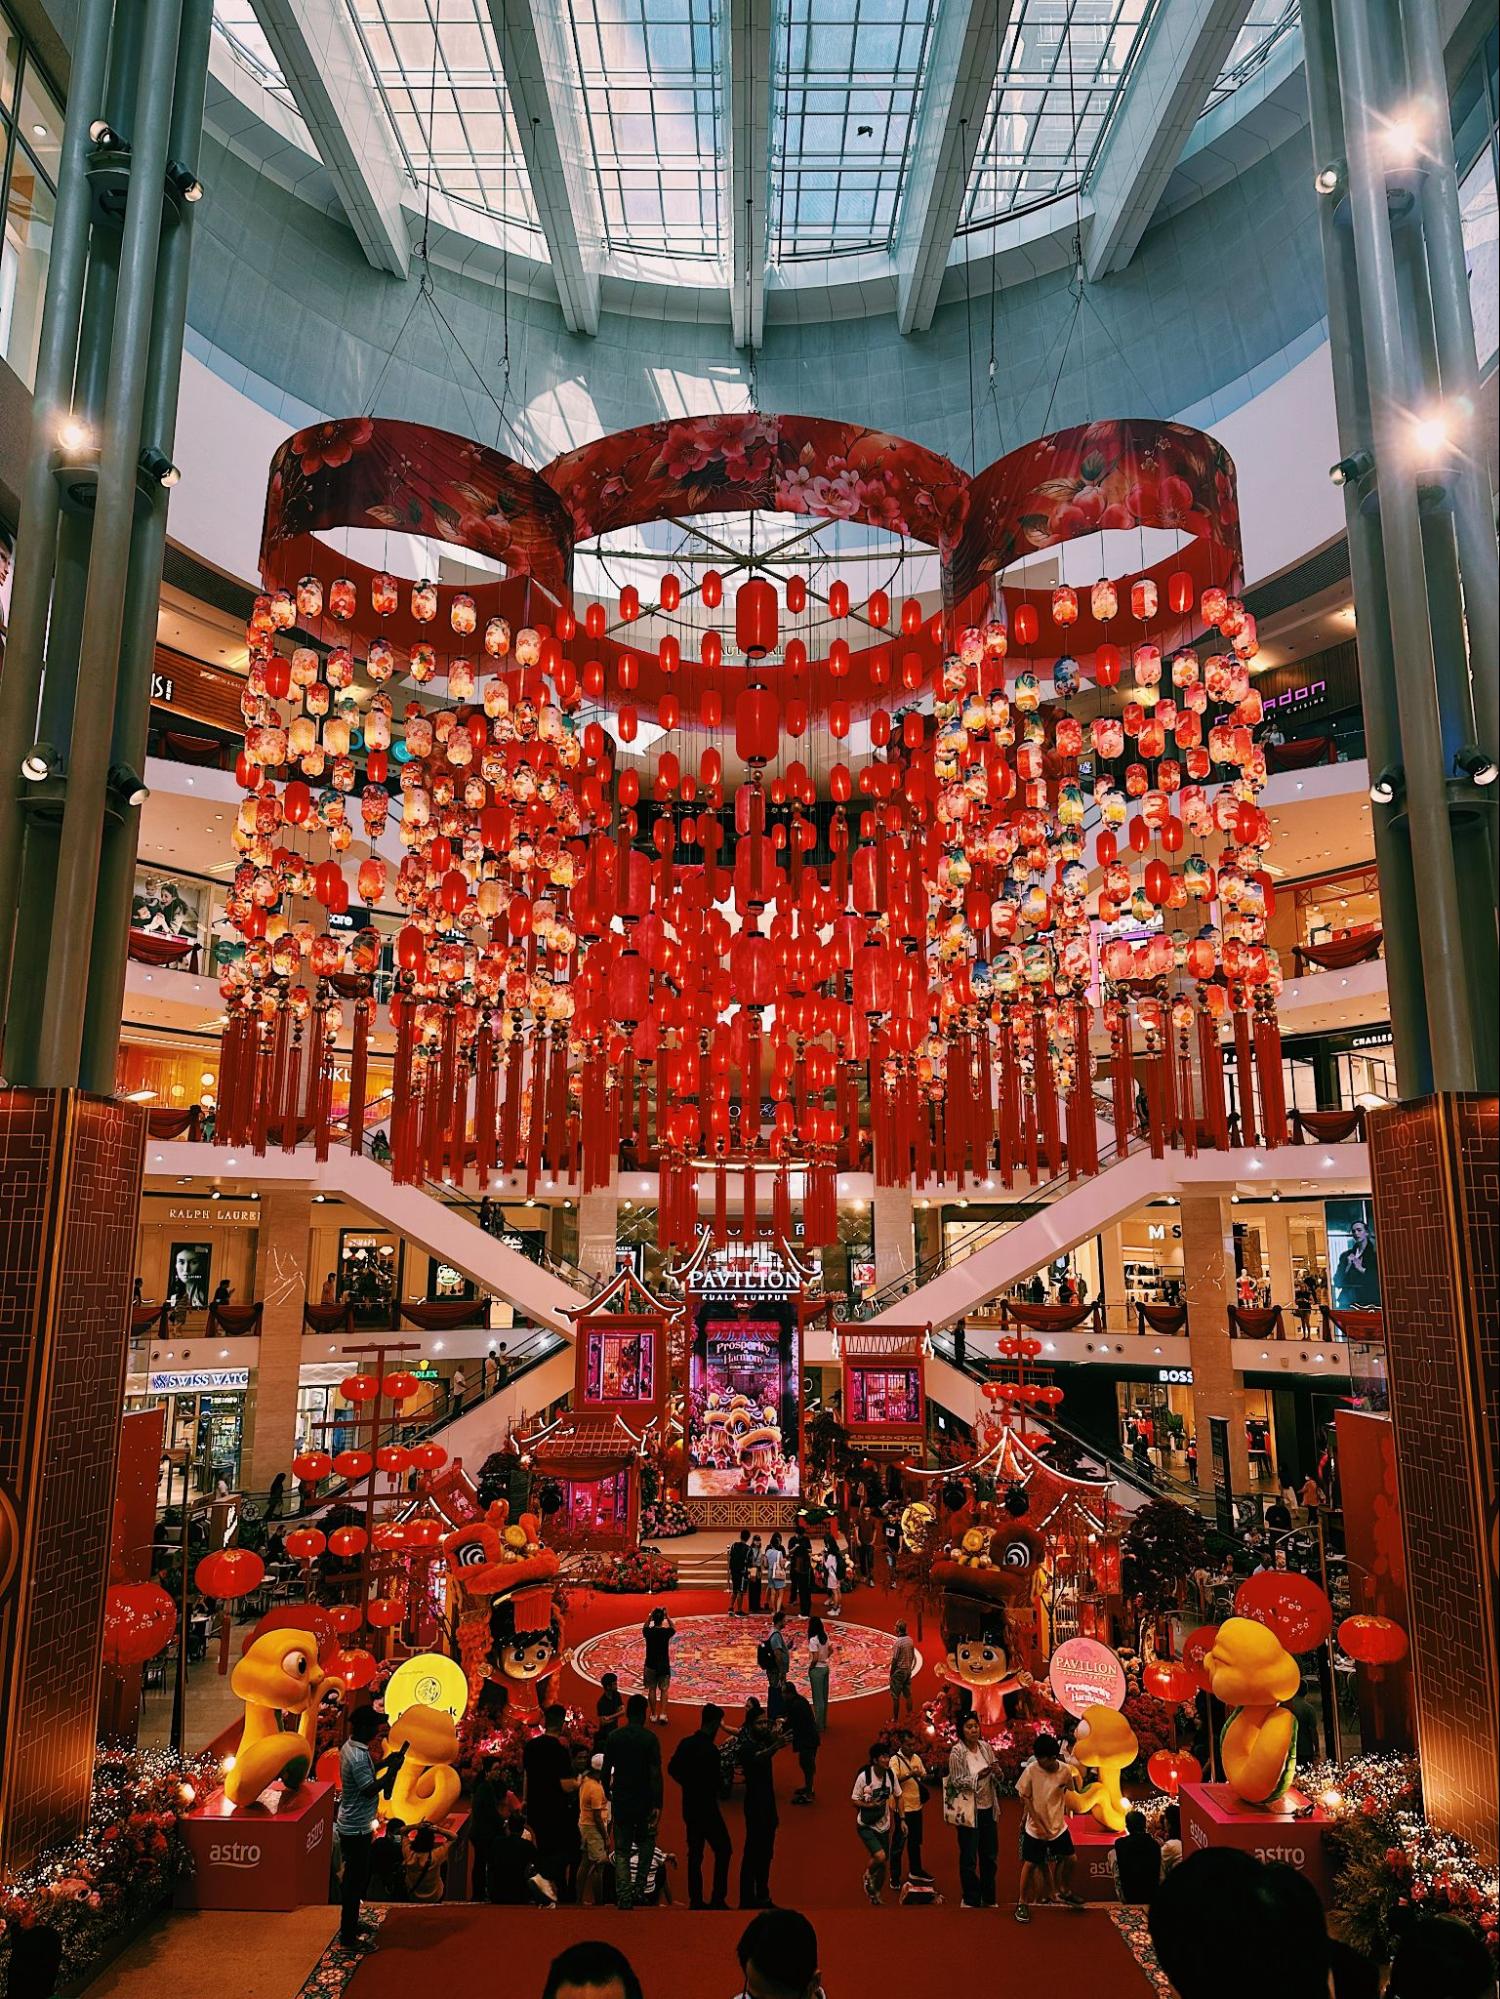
[177,1781,334,1910]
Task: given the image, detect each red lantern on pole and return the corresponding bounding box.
[366,1597,406,1629]
[292,1451,333,1483]
[333,1647,378,1690]
[328,1526,369,1557]
[828,579,849,619]
[1147,1749,1202,1797]
[341,1373,380,1403]
[1234,1572,1334,1653]
[102,1581,178,1667]
[194,1548,266,1601]
[1144,1659,1199,1703]
[383,1371,419,1402]
[285,1528,326,1561]
[410,1442,448,1473]
[329,1603,363,1635]
[333,1449,374,1481]
[375,1445,412,1474]
[1337,1614,1408,1665]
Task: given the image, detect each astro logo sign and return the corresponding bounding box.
[208,1839,262,1869]
[1256,1844,1307,1867]
[306,1819,326,1854]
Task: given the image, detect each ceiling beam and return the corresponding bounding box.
[726,0,774,351]
[490,0,602,337]
[894,0,1013,336]
[251,0,411,278]
[1084,0,1256,280]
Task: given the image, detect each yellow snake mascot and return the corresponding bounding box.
[1064,1704,1139,1833]
[1205,1617,1302,1807]
[377,1703,462,1825]
[225,1626,342,1808]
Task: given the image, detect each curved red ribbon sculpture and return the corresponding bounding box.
[220,408,1281,1237]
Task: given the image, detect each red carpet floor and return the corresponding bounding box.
[341,1903,1152,1997]
[334,1572,1151,1993]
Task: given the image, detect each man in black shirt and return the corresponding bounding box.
[641,1606,676,1725]
[782,1683,820,1804]
[594,1671,624,1746]
[788,1530,814,1619]
[522,1705,578,1899]
[468,1755,505,1901]
[602,1694,663,1910]
[735,1700,786,1910]
[1112,1810,1162,1903]
[667,1702,732,1909]
[728,1529,752,1615]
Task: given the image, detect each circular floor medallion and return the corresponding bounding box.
[571,1614,920,1708]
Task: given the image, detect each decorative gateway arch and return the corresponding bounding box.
[216,408,1280,1245]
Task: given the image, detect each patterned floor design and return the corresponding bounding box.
[570,1613,920,1707]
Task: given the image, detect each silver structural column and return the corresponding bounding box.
[1400,0,1500,803]
[0,0,113,1070]
[36,0,185,1087]
[1300,0,1433,1098]
[1330,0,1477,1091]
[81,0,215,1095]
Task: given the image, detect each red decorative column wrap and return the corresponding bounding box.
[1366,1093,1498,1862]
[0,1088,147,1867]
[1333,1408,1414,1752]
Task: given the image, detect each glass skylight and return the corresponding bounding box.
[1204,0,1300,114]
[347,0,541,234]
[569,0,725,260]
[772,0,940,260]
[211,0,298,111]
[961,0,1161,232]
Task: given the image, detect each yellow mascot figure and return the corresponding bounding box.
[1064,1705,1139,1833]
[378,1703,462,1825]
[225,1627,340,1807]
[1205,1617,1302,1808]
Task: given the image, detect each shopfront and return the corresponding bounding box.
[135,1195,260,1323]
[129,1365,251,1496]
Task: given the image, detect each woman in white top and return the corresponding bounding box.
[764,1534,787,1612]
[822,1546,842,1615]
[945,1711,1002,1909]
[805,1616,832,1730]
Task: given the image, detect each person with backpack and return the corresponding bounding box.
[759,1609,792,1721]
[850,1741,898,1905]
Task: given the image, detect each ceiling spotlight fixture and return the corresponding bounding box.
[1454,744,1497,786]
[108,761,150,806]
[139,445,180,486]
[1314,161,1344,195]
[56,415,92,455]
[88,118,122,147]
[1369,765,1402,805]
[1328,449,1373,487]
[21,741,60,782]
[167,160,203,203]
[1409,410,1450,459]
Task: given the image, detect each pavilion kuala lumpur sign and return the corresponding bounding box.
[693,1244,806,1301]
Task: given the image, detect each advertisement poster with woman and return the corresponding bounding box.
[687,1308,800,1497]
[1327,1198,1380,1308]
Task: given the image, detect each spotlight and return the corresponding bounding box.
[1455,744,1498,787]
[57,415,92,454]
[1314,161,1344,195]
[1410,410,1450,459]
[139,445,180,487]
[109,761,150,805]
[21,741,60,782]
[167,161,203,203]
[1369,765,1402,805]
[1382,110,1424,166]
[88,119,122,147]
[1329,450,1373,487]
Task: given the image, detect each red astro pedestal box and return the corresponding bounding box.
[1067,1814,1120,1898]
[1179,1782,1334,1901]
[177,1780,335,1910]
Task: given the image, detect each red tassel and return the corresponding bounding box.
[1233,1008,1255,1148]
[743,1161,757,1241]
[1254,1005,1288,1147]
[348,1000,369,1154]
[1198,1005,1229,1150]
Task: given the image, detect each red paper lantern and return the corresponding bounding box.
[410,1442,448,1473]
[786,574,807,614]
[867,588,890,628]
[285,1528,326,1561]
[366,1597,405,1629]
[332,1647,378,1690]
[194,1548,266,1601]
[102,1581,178,1667]
[1013,603,1038,646]
[292,1451,333,1483]
[333,1449,374,1481]
[1147,1749,1202,1797]
[735,577,778,658]
[1234,1572,1334,1653]
[1144,1659,1199,1703]
[1167,569,1195,615]
[1337,1614,1408,1665]
[375,1445,411,1474]
[383,1371,419,1402]
[828,579,850,619]
[328,1526,368,1557]
[404,1518,443,1549]
[1181,1625,1219,1693]
[341,1373,380,1403]
[618,583,640,621]
[329,1603,363,1634]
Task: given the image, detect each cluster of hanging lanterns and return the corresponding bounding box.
[215,453,1283,1241]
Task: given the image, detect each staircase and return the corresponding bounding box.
[868,1142,1368,1332]
[147,1140,592,1332]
